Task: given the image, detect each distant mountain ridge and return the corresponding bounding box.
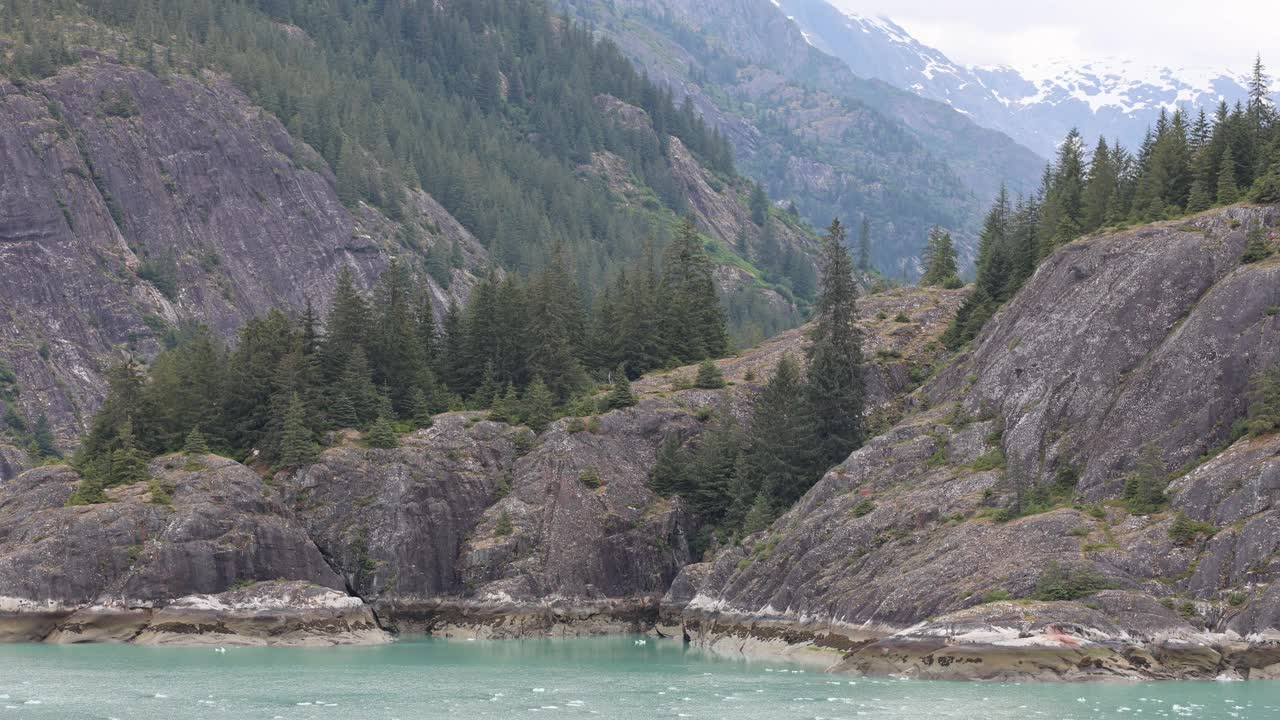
[556,0,1045,276]
[779,0,1279,157]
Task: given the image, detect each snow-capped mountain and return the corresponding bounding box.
[776,0,1274,158]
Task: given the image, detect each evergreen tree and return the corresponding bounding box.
[31,413,58,459]
[330,392,358,429]
[806,219,866,472]
[685,414,742,523]
[738,355,817,511]
[182,426,209,456]
[919,226,958,286]
[857,216,872,273]
[1247,55,1275,131]
[369,258,426,416]
[410,387,434,429]
[694,359,726,389]
[1081,137,1115,231]
[1251,136,1280,203]
[1241,227,1274,264]
[605,365,637,410]
[526,245,589,400]
[363,411,398,449]
[649,433,687,496]
[521,375,555,433]
[1122,443,1167,515]
[1246,363,1280,436]
[338,348,380,426]
[278,393,318,466]
[471,361,500,409]
[1218,146,1241,204]
[662,217,729,363]
[1038,128,1086,253]
[321,265,369,381]
[109,419,149,486]
[488,383,521,424]
[749,182,769,226]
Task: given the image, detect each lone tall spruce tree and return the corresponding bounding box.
[805,219,867,474]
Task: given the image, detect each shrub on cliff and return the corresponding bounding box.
[694,359,726,389]
[1122,443,1168,515]
[1246,364,1280,436]
[1031,562,1114,601]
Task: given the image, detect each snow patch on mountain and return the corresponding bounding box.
[775,0,1274,157]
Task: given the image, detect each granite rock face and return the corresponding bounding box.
[0,456,342,611]
[287,415,519,603]
[668,206,1280,679]
[0,59,485,444]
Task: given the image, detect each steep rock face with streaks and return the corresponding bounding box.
[0,59,486,445]
[666,205,1280,680]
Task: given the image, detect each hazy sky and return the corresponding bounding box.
[829,0,1279,72]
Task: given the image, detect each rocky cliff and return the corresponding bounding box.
[0,58,488,447]
[666,205,1280,680]
[0,283,955,644]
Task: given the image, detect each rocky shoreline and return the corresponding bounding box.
[5,584,1280,681]
[666,608,1280,682]
[0,581,390,647]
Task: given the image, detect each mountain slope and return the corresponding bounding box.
[0,0,816,453]
[0,60,485,445]
[779,0,1278,157]
[555,0,1044,274]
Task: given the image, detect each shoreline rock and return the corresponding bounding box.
[2,582,390,647]
[375,596,661,639]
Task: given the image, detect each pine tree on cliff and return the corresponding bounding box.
[330,392,358,429]
[521,375,555,433]
[806,219,866,474]
[1251,137,1280,203]
[31,413,58,459]
[1080,137,1115,232]
[75,359,147,477]
[488,383,521,424]
[410,387,434,429]
[526,244,589,401]
[919,226,958,286]
[1241,227,1274,264]
[740,354,817,510]
[694,358,725,389]
[363,410,398,449]
[1246,55,1275,131]
[1218,146,1241,204]
[278,393,318,467]
[182,426,210,456]
[321,265,369,381]
[858,215,872,273]
[649,433,687,496]
[369,258,426,416]
[749,182,769,226]
[109,419,149,486]
[662,217,729,363]
[687,414,742,522]
[337,347,380,426]
[1038,128,1086,254]
[1246,363,1280,436]
[605,365,637,410]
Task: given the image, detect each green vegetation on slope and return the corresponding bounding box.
[71,216,730,484]
[0,0,812,343]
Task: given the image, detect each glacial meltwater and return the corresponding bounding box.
[1,636,1278,719]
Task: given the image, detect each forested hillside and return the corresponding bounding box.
[0,0,820,454]
[554,0,1045,276]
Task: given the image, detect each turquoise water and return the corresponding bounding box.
[0,636,1278,719]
